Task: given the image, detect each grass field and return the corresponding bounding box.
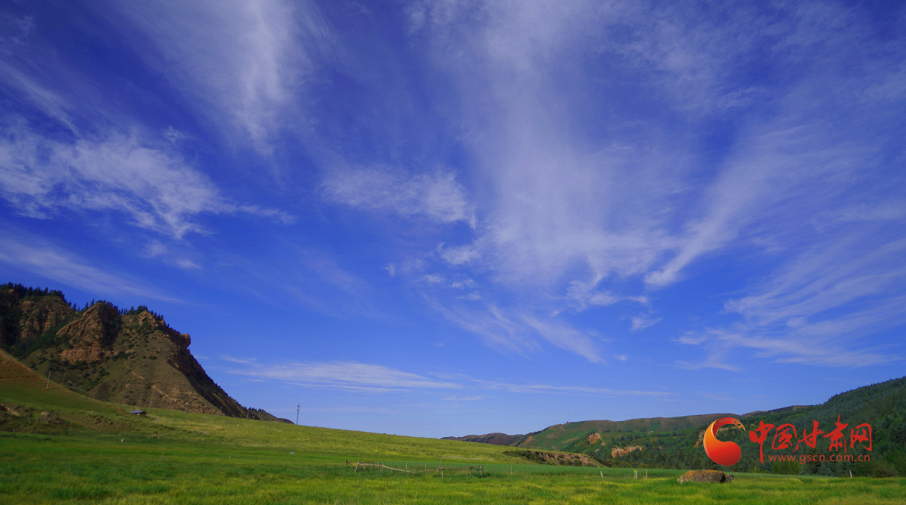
[2,428,905,505]
[2,367,905,504]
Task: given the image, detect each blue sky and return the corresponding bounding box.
[1,0,904,438]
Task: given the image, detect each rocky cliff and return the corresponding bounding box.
[0,283,287,421]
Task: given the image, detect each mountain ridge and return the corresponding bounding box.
[0,283,289,423]
[445,407,816,446]
[444,377,906,476]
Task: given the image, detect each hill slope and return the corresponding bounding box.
[0,283,286,421]
[446,376,906,476]
[445,413,738,449]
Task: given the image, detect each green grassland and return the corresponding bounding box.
[2,429,904,505]
[2,364,905,504]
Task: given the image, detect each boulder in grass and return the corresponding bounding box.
[677,470,734,484]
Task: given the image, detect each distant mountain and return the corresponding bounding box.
[445,377,906,477]
[444,414,739,448]
[0,283,289,423]
[444,432,523,445]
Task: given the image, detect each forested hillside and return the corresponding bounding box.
[448,377,906,477]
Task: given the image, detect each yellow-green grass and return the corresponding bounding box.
[2,430,905,505]
[2,362,905,504]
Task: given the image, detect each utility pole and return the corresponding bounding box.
[296,404,300,425]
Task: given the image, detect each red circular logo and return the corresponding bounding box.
[703,417,745,466]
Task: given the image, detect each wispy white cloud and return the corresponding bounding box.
[228,357,672,397]
[645,123,873,287]
[477,379,674,397]
[428,297,603,362]
[630,315,661,332]
[450,279,474,289]
[106,0,333,152]
[725,238,906,329]
[0,230,174,301]
[427,300,538,357]
[0,61,78,133]
[322,165,474,225]
[229,361,462,392]
[298,249,372,297]
[221,355,258,365]
[0,13,33,49]
[566,280,648,312]
[438,242,482,265]
[144,240,201,270]
[442,395,485,402]
[676,351,742,372]
[270,248,385,319]
[520,313,603,363]
[678,235,906,367]
[678,326,897,369]
[0,126,289,238]
[400,0,906,368]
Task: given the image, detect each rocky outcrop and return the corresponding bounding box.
[58,303,119,363]
[17,297,73,342]
[0,286,74,347]
[506,450,601,467]
[677,470,734,484]
[0,284,280,421]
[587,433,601,444]
[611,445,643,458]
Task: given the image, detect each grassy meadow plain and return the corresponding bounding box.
[2,362,905,504]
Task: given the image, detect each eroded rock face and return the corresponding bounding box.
[677,470,734,484]
[587,433,602,444]
[611,445,643,458]
[18,297,72,341]
[58,303,119,363]
[513,450,600,466]
[0,288,74,347]
[1,287,288,423]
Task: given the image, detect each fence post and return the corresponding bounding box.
[634,470,638,479]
